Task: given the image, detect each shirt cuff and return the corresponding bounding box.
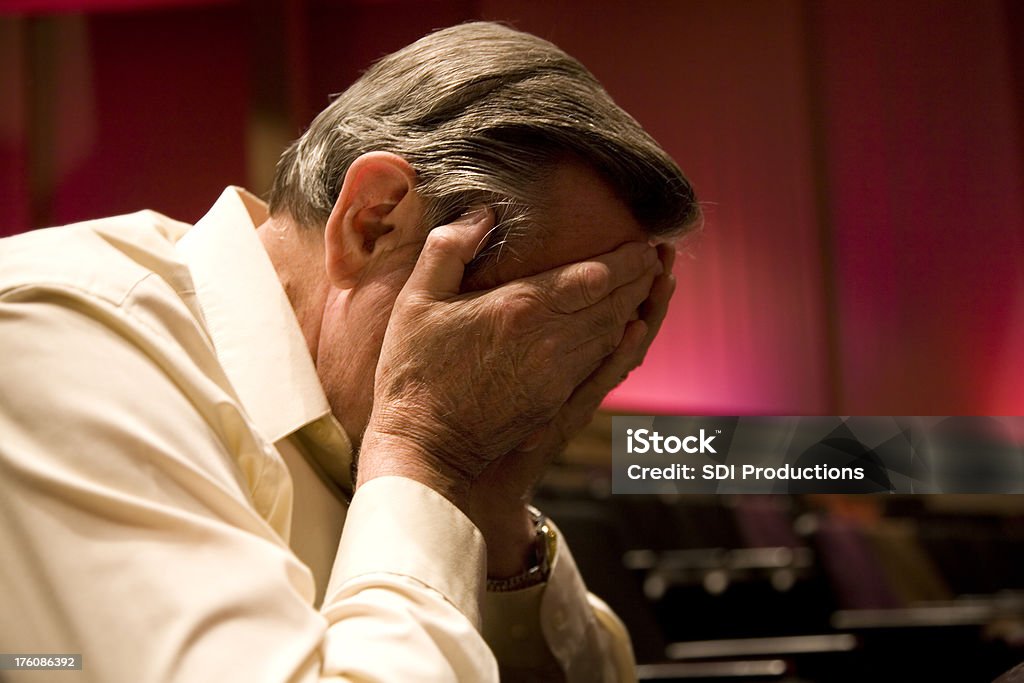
[481,581,549,669]
[482,518,593,667]
[325,476,486,628]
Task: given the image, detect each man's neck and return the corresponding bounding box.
[256,216,330,363]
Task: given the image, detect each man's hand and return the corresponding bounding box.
[357,209,662,513]
[468,243,677,577]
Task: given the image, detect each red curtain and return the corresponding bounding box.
[1,0,231,13]
[474,0,1024,416]
[811,0,1024,415]
[3,0,1022,416]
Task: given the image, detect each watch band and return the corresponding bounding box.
[486,506,558,592]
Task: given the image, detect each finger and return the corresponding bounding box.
[510,248,674,457]
[562,321,630,384]
[569,263,660,349]
[631,242,677,350]
[571,319,648,412]
[549,268,654,387]
[544,319,649,445]
[552,254,660,390]
[402,208,494,300]
[525,241,658,315]
[657,242,677,275]
[637,267,676,350]
[520,319,651,456]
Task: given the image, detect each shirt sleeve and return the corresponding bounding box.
[0,288,497,683]
[481,519,638,682]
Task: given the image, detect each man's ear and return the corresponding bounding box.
[324,151,419,289]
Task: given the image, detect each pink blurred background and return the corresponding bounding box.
[2,0,1022,417]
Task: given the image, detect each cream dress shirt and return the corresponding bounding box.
[0,188,635,682]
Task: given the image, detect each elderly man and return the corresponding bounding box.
[0,22,697,682]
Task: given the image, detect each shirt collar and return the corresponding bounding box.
[176,187,353,494]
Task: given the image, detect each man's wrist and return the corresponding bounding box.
[485,507,557,590]
[357,429,471,510]
[473,504,537,579]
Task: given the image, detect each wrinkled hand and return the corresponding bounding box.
[357,209,662,509]
[472,244,676,495]
[468,244,676,576]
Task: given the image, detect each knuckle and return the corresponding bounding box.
[504,287,540,327]
[518,334,559,380]
[533,335,562,364]
[492,289,557,354]
[423,227,457,253]
[576,262,611,307]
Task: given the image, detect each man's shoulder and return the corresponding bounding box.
[0,209,194,308]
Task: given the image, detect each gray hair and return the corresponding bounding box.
[268,21,699,266]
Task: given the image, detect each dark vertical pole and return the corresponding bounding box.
[800,0,843,415]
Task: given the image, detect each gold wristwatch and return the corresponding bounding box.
[486,506,558,592]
